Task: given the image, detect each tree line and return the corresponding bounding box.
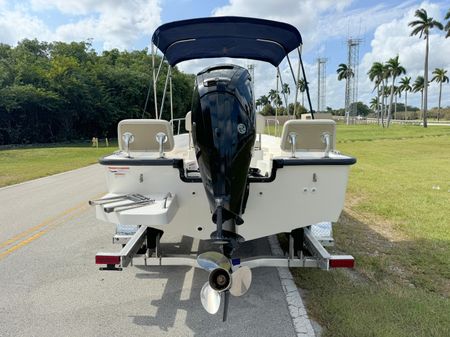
[255,79,309,117]
[0,39,194,145]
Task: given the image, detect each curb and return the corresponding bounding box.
[268,235,316,337]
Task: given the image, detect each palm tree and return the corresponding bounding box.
[257,95,270,114]
[255,98,261,111]
[369,97,378,113]
[445,9,450,38]
[268,89,281,116]
[337,63,354,124]
[409,8,443,127]
[282,83,290,96]
[394,85,401,120]
[268,89,278,106]
[431,68,449,121]
[368,62,384,124]
[399,76,412,119]
[281,83,290,115]
[297,78,307,107]
[259,95,270,107]
[382,85,391,114]
[413,75,425,120]
[274,96,283,108]
[385,56,406,126]
[381,63,391,126]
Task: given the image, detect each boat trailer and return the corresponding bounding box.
[95,225,354,271]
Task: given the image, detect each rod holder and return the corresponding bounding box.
[156,132,168,158]
[122,132,135,158]
[288,132,297,158]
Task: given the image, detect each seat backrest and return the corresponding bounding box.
[118,119,174,152]
[256,114,265,134]
[185,111,192,131]
[280,119,336,152]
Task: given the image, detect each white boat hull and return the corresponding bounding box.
[95,134,354,242]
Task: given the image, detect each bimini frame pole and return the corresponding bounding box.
[150,44,167,120]
[158,66,171,120]
[169,67,174,122]
[142,72,152,118]
[297,47,315,119]
[142,43,156,118]
[275,68,279,135]
[152,43,158,119]
[286,53,301,118]
[277,67,290,118]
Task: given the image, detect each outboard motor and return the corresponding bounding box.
[191,64,256,249]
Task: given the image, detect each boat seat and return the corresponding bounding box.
[280,119,336,152]
[254,114,265,149]
[118,119,175,152]
[256,114,265,134]
[185,111,194,150]
[185,111,192,131]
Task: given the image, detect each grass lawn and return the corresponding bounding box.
[290,124,450,337]
[0,142,116,187]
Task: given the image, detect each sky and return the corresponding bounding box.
[1,0,449,110]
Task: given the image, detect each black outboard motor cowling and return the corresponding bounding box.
[191,64,256,243]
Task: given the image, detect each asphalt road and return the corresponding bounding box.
[0,165,298,337]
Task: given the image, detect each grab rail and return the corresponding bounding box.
[265,118,280,136]
[170,118,186,135]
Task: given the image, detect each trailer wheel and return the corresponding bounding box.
[291,228,304,258]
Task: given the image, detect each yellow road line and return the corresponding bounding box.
[0,202,86,249]
[0,229,50,260]
[0,202,87,249]
[0,192,105,260]
[0,192,104,249]
[0,206,88,261]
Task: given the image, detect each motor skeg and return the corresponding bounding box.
[191,64,256,233]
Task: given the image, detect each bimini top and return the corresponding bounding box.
[151,16,302,67]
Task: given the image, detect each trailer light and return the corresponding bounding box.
[329,256,354,268]
[96,254,120,265]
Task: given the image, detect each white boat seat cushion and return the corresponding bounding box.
[185,111,192,131]
[280,119,336,152]
[256,114,265,134]
[118,119,175,152]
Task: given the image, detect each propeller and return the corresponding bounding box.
[197,251,231,271]
[197,251,252,321]
[200,282,221,314]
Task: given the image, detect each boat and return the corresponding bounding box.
[90,16,356,321]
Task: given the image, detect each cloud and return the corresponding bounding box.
[31,0,123,16]
[0,5,51,45]
[210,0,450,109]
[211,0,416,53]
[52,0,162,50]
[2,0,161,50]
[359,2,450,108]
[212,0,353,52]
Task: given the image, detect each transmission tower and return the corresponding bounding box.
[345,38,362,123]
[316,58,327,113]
